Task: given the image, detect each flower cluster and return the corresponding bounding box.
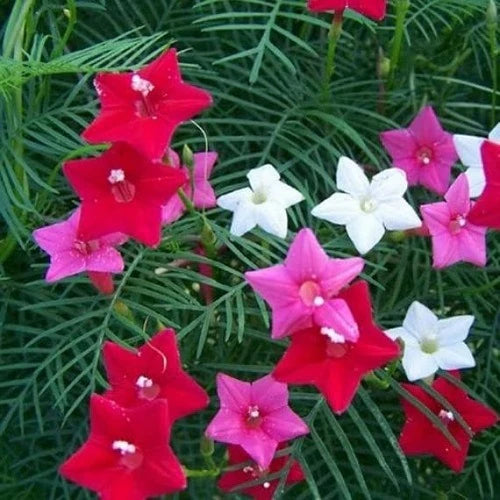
[60,329,209,498]
[34,49,215,294]
[31,4,500,498]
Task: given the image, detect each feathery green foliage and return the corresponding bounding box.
[1,0,499,498]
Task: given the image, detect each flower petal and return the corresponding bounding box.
[262,406,309,442]
[380,129,417,162]
[488,122,500,141]
[464,167,486,198]
[336,157,370,197]
[401,346,439,381]
[376,198,421,231]
[247,164,280,192]
[311,193,361,225]
[254,201,288,238]
[346,213,385,254]
[437,316,474,346]
[250,375,288,412]
[86,247,124,273]
[453,134,484,168]
[216,373,251,412]
[370,168,408,200]
[267,180,304,208]
[46,250,87,282]
[229,202,257,237]
[402,302,438,341]
[444,174,471,216]
[434,343,475,371]
[217,188,253,211]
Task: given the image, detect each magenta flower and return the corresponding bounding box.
[205,373,309,469]
[380,106,458,195]
[162,149,218,224]
[420,174,487,269]
[33,208,127,287]
[245,228,364,340]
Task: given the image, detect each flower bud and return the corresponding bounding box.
[200,436,215,457]
[182,144,194,169]
[487,0,498,26]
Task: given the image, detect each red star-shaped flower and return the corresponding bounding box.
[273,280,400,414]
[103,329,209,424]
[63,142,187,247]
[307,0,387,21]
[468,140,500,229]
[218,444,305,500]
[83,49,213,160]
[399,373,498,472]
[59,395,186,499]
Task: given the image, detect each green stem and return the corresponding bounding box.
[177,188,196,214]
[488,12,498,127]
[183,467,220,478]
[388,0,410,88]
[322,10,344,98]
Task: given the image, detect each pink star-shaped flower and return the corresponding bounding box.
[380,106,458,195]
[421,174,487,269]
[33,208,127,293]
[82,49,213,160]
[162,148,218,223]
[245,228,364,340]
[205,373,309,470]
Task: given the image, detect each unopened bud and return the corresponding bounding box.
[487,0,498,26]
[379,56,391,79]
[63,8,71,18]
[200,436,215,457]
[182,144,194,169]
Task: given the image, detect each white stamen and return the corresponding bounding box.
[263,482,271,489]
[243,466,254,474]
[457,216,466,227]
[112,440,136,455]
[422,157,431,165]
[248,406,260,419]
[313,296,325,307]
[320,327,346,344]
[131,74,154,96]
[439,409,454,422]
[360,198,377,213]
[136,375,153,388]
[108,169,125,184]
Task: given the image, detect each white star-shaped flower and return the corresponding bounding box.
[311,157,421,254]
[386,301,476,382]
[453,122,500,197]
[217,164,304,238]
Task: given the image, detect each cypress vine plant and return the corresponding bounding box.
[0,0,499,498]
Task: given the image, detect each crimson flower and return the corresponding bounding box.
[59,395,186,499]
[103,329,209,424]
[273,280,400,414]
[218,444,305,500]
[63,142,187,247]
[399,374,498,472]
[307,0,387,21]
[380,106,458,195]
[469,140,500,229]
[83,49,213,160]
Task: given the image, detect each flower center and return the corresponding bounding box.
[420,335,438,354]
[438,409,455,424]
[360,197,377,213]
[321,327,346,344]
[246,405,262,428]
[136,375,161,401]
[131,74,155,96]
[417,146,433,165]
[73,239,99,255]
[112,440,143,469]
[448,215,467,235]
[251,190,267,205]
[108,169,136,203]
[299,280,324,307]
